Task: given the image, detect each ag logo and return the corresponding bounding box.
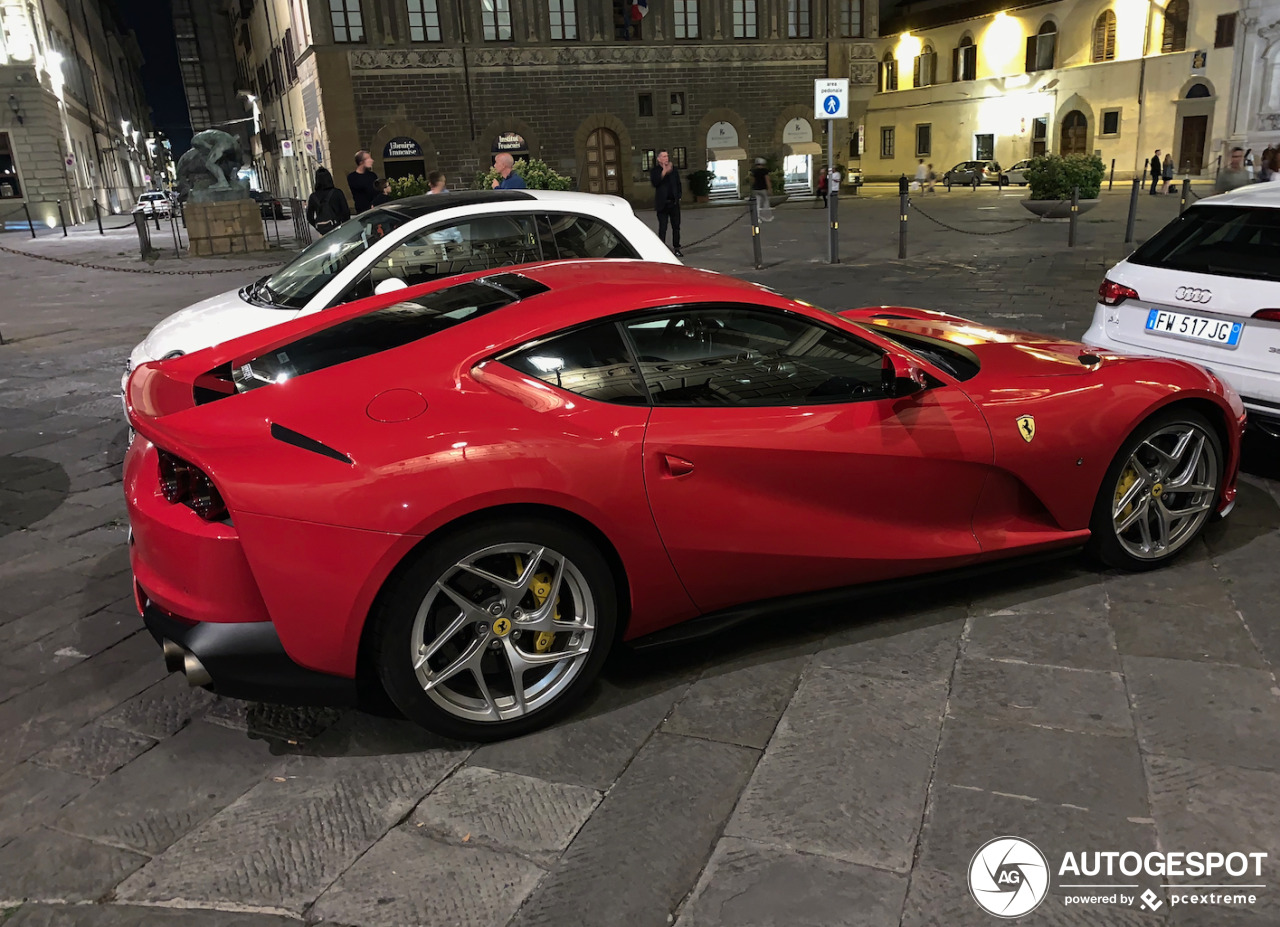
[1016,414,1036,443]
[969,836,1050,918]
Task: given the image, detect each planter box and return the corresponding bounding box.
[1020,198,1101,220]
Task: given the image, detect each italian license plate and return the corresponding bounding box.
[1145,309,1243,348]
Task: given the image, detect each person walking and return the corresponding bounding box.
[1215,147,1251,194]
[925,163,938,194]
[914,159,928,192]
[427,171,450,194]
[649,148,683,257]
[305,167,350,235]
[347,149,379,213]
[815,167,828,207]
[491,153,527,189]
[1244,148,1255,181]
[750,158,771,220]
[1260,147,1275,182]
[1161,153,1174,194]
[1149,150,1162,195]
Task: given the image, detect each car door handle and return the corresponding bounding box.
[662,454,695,477]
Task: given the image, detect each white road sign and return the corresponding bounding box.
[814,78,850,120]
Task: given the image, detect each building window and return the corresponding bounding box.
[672,147,688,168]
[1101,109,1121,136]
[408,0,442,40]
[638,93,654,117]
[670,91,686,115]
[330,0,364,42]
[880,126,895,158]
[953,35,976,80]
[673,0,699,38]
[913,44,935,86]
[915,124,931,156]
[284,28,298,79]
[1026,21,1056,71]
[0,133,22,199]
[1162,0,1188,53]
[788,0,810,38]
[839,0,862,38]
[1032,115,1048,155]
[880,51,898,91]
[1092,11,1116,62]
[732,0,757,38]
[1215,13,1236,48]
[975,133,994,160]
[482,0,513,40]
[641,149,656,170]
[548,0,577,39]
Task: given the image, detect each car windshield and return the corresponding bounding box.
[251,209,409,310]
[1128,205,1280,282]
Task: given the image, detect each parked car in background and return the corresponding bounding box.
[1004,159,1033,185]
[944,161,1004,186]
[1083,182,1280,440]
[250,190,287,219]
[132,192,172,217]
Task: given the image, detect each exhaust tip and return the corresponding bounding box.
[183,651,213,688]
[162,639,185,673]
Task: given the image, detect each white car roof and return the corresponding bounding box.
[1193,182,1280,208]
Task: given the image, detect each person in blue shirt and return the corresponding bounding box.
[491,153,527,189]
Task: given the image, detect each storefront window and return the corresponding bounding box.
[0,134,22,199]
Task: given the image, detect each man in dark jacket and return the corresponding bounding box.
[649,149,683,257]
[1149,150,1162,195]
[347,149,379,213]
[306,167,350,235]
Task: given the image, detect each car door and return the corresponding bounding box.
[628,304,993,614]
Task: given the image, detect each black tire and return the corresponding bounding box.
[373,518,618,741]
[1086,407,1224,572]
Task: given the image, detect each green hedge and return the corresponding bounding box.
[472,158,572,191]
[1025,154,1106,200]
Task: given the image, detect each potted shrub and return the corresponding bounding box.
[388,175,430,198]
[689,169,714,203]
[473,158,573,191]
[1021,154,1105,219]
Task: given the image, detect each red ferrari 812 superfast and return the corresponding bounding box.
[124,261,1244,740]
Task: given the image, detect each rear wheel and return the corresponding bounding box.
[374,519,617,741]
[1087,409,1223,571]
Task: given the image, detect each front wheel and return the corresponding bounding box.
[1087,409,1223,571]
[374,519,617,741]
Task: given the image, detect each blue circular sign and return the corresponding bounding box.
[824,95,841,115]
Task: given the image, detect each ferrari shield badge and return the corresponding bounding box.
[1016,415,1036,443]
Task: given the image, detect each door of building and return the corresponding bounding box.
[1060,111,1088,155]
[1179,115,1208,174]
[585,128,622,195]
[1032,117,1048,156]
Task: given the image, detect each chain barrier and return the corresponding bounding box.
[908,200,1030,236]
[682,208,749,249]
[0,243,283,276]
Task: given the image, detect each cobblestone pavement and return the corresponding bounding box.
[1,187,1278,927]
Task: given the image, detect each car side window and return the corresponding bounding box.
[366,215,541,291]
[502,322,648,405]
[623,306,885,406]
[538,214,639,259]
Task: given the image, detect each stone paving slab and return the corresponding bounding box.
[0,827,148,905]
[965,606,1121,672]
[29,722,157,780]
[5,906,303,927]
[948,656,1133,736]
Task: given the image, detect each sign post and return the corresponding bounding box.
[814,78,849,264]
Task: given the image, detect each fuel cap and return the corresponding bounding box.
[366,389,427,423]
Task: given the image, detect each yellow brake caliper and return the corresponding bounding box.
[516,555,559,654]
[1115,466,1138,520]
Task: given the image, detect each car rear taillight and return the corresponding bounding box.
[156,449,228,521]
[1251,309,1280,322]
[1098,279,1139,306]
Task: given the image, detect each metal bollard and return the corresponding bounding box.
[1068,186,1080,248]
[94,199,104,235]
[1108,159,1116,191]
[57,200,67,237]
[899,191,908,260]
[749,196,763,270]
[1124,178,1140,245]
[22,203,36,239]
[1179,178,1190,213]
[828,187,839,264]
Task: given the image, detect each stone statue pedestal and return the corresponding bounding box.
[185,199,265,256]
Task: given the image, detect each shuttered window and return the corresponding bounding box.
[1092,10,1116,62]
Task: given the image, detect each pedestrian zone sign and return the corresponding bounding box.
[814,79,849,120]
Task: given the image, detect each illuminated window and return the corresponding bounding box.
[673,0,699,38]
[881,126,895,158]
[913,44,936,86]
[953,35,976,80]
[1091,11,1116,62]
[548,0,577,39]
[732,0,757,38]
[788,0,810,38]
[1026,21,1056,71]
[482,0,513,41]
[880,51,898,91]
[407,0,442,41]
[330,0,364,42]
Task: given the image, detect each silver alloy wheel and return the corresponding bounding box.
[1111,422,1219,561]
[408,542,596,723]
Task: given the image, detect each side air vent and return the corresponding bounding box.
[269,423,353,464]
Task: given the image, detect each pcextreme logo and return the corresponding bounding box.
[968,838,1268,918]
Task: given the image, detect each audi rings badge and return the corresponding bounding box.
[1175,287,1212,304]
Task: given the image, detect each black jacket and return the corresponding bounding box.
[306,186,350,229]
[347,169,379,213]
[1150,156,1162,178]
[650,165,682,211]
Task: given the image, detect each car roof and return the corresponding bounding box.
[1194,182,1280,209]
[382,189,632,220]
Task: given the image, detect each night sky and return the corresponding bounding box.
[114,0,192,154]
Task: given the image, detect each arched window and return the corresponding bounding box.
[953,34,976,81]
[1027,21,1056,71]
[1092,10,1117,62]
[1060,110,1088,155]
[1162,0,1188,53]
[1186,82,1210,98]
[881,50,899,91]
[914,43,936,87]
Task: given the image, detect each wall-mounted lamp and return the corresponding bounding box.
[8,95,23,126]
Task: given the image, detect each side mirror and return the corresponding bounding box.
[881,353,927,398]
[374,277,408,296]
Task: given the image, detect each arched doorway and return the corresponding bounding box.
[584,128,621,195]
[1175,82,1214,174]
[1060,110,1088,155]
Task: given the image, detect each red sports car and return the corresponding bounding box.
[124,261,1245,740]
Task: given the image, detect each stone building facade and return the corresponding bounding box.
[227,0,881,205]
[0,0,153,229]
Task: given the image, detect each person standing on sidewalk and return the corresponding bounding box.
[305,167,350,235]
[649,149,683,257]
[491,153,528,189]
[1149,150,1162,195]
[1161,153,1175,195]
[347,149,379,213]
[1215,148,1251,194]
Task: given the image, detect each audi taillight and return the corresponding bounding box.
[1251,308,1280,322]
[1098,279,1139,306]
[156,450,227,521]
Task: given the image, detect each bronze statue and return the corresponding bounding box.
[176,129,248,202]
